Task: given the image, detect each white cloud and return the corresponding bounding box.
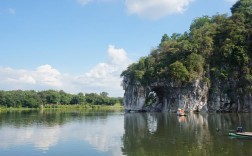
[77,0,194,19]
[75,45,132,96]
[7,75,36,84]
[0,45,131,97]
[125,0,194,20]
[108,45,131,68]
[0,64,62,90]
[36,65,62,87]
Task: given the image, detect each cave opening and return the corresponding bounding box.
[145,87,165,106]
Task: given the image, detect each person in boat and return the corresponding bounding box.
[177,108,185,115]
[177,108,181,115]
[236,127,243,133]
[180,109,185,115]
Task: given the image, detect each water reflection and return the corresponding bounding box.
[1,111,252,156]
[0,110,124,156]
[147,113,158,134]
[0,126,60,151]
[122,112,252,156]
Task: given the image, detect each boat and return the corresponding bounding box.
[229,132,252,138]
[177,108,186,116]
[177,113,187,116]
[228,127,252,138]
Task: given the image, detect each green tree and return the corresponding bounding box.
[70,92,85,104]
[169,61,189,85]
[40,90,60,104]
[120,1,252,112]
[185,53,205,80]
[100,92,108,97]
[59,90,72,104]
[231,0,252,15]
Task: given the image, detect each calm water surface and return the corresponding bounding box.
[0,110,252,156]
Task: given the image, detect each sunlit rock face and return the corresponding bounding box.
[122,77,209,112]
[122,77,147,112]
[122,76,252,112]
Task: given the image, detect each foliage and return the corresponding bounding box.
[121,0,252,91]
[185,53,205,80]
[169,61,189,85]
[0,90,123,108]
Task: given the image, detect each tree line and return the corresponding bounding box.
[121,0,252,94]
[0,90,123,108]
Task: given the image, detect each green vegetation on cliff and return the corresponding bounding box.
[121,0,252,93]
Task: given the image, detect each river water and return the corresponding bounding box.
[0,110,251,156]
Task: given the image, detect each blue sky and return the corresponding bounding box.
[0,0,238,97]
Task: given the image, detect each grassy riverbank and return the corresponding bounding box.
[0,103,124,112]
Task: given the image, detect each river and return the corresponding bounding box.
[0,110,251,156]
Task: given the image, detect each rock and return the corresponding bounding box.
[122,77,209,112]
[122,76,252,112]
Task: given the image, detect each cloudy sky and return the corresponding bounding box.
[0,0,237,97]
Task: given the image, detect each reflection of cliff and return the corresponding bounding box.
[122,113,252,156]
[184,113,211,155]
[207,113,252,155]
[207,113,252,132]
[122,112,212,156]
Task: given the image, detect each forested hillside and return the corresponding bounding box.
[122,0,252,92]
[121,0,252,112]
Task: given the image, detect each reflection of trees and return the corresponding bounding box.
[122,113,193,155]
[207,113,252,155]
[0,111,124,155]
[0,110,112,127]
[122,113,149,155]
[208,113,252,132]
[184,113,211,155]
[122,113,211,155]
[122,113,252,156]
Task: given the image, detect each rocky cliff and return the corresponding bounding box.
[122,77,252,112]
[207,79,252,112]
[121,1,252,112]
[122,77,209,112]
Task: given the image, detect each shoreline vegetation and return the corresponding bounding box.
[0,90,123,111]
[0,103,124,112]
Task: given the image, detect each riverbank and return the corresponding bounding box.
[0,103,124,112]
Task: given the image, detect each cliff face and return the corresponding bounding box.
[121,1,252,112]
[122,77,148,111]
[122,77,252,112]
[123,77,209,112]
[208,79,252,112]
